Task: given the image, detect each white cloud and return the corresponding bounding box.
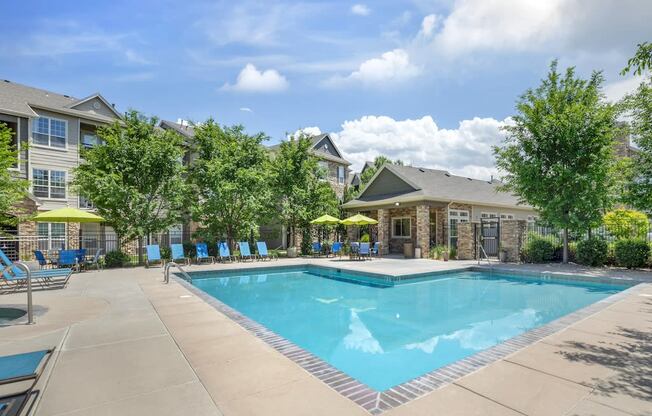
[418,14,438,38]
[124,49,152,65]
[239,107,253,113]
[221,64,289,93]
[421,0,652,58]
[604,75,645,102]
[331,115,508,180]
[289,126,322,139]
[327,49,421,86]
[351,4,370,16]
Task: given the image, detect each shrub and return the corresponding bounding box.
[614,239,650,269]
[183,242,196,258]
[576,238,608,267]
[300,229,312,255]
[360,233,370,243]
[104,250,130,268]
[449,246,457,260]
[160,246,171,260]
[430,245,446,260]
[604,209,649,240]
[522,236,555,263]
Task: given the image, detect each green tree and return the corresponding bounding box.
[73,111,188,261]
[494,61,617,263]
[619,77,652,211]
[621,42,652,76]
[270,134,339,248]
[189,120,271,249]
[0,123,29,226]
[603,209,649,240]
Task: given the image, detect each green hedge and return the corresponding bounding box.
[104,250,131,268]
[576,238,608,267]
[614,239,650,269]
[522,236,556,263]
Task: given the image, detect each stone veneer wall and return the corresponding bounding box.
[377,208,390,255]
[499,219,527,262]
[416,205,430,257]
[11,197,38,260]
[456,222,475,260]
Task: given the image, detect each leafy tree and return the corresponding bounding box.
[73,111,188,261]
[494,61,617,263]
[270,134,339,248]
[603,209,649,240]
[621,42,652,76]
[0,123,29,226]
[189,120,271,249]
[619,77,652,211]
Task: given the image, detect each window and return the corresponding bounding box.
[449,209,470,248]
[481,212,498,220]
[392,217,411,238]
[500,213,515,220]
[527,215,539,223]
[337,166,345,184]
[81,132,100,148]
[32,117,67,148]
[37,222,66,251]
[79,195,94,209]
[33,169,66,199]
[169,224,183,244]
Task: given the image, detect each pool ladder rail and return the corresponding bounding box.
[163,261,192,284]
[2,261,35,324]
[477,244,494,272]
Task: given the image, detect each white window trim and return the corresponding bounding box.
[448,208,470,247]
[31,168,67,200]
[337,166,345,184]
[37,222,67,251]
[481,212,499,220]
[391,216,412,239]
[500,213,515,220]
[31,116,68,150]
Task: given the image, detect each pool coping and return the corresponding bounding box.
[172,265,644,415]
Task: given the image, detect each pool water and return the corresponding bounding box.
[191,267,626,391]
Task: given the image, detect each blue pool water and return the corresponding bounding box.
[191,266,626,391]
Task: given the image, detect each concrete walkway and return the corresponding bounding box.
[0,258,650,415]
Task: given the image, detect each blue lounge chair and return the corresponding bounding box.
[256,242,277,261]
[0,248,72,291]
[33,250,49,269]
[170,244,189,265]
[238,242,256,262]
[195,243,214,264]
[218,242,235,262]
[359,242,370,260]
[0,348,54,416]
[145,244,162,268]
[312,242,322,257]
[84,249,103,270]
[331,242,343,257]
[58,250,80,272]
[371,242,381,258]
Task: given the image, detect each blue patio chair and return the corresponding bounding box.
[75,249,87,269]
[0,248,72,291]
[256,241,277,261]
[238,242,256,262]
[312,242,322,257]
[33,250,49,269]
[0,348,54,416]
[145,245,162,268]
[58,250,80,272]
[331,242,343,257]
[170,244,189,266]
[84,249,103,270]
[195,243,214,264]
[371,242,381,258]
[218,242,235,262]
[359,242,370,260]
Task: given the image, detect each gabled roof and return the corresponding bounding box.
[66,93,123,118]
[0,80,120,123]
[268,133,351,165]
[343,164,531,210]
[160,119,195,138]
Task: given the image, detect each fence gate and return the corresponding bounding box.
[480,219,500,258]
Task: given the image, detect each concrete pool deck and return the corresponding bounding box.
[1,257,650,415]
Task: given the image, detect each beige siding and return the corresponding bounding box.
[70,97,119,120]
[29,109,80,210]
[470,204,536,222]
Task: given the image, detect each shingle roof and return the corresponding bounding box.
[0,79,118,123]
[267,133,351,165]
[343,164,531,209]
[160,119,195,138]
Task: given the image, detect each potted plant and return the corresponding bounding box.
[287,246,298,258]
[499,248,507,262]
[442,249,449,261]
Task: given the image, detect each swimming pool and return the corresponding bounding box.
[189,266,628,391]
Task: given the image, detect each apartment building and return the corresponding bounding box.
[0,80,122,257]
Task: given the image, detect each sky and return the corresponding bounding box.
[1,0,651,178]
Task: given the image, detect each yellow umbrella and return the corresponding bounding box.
[310,214,341,225]
[340,214,378,225]
[34,207,104,249]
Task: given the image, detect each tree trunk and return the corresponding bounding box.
[138,236,144,265]
[562,227,569,264]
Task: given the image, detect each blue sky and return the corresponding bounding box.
[1,0,651,176]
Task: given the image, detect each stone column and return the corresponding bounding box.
[416,205,430,258]
[67,222,81,250]
[18,220,36,261]
[377,208,390,255]
[457,222,474,260]
[499,220,526,262]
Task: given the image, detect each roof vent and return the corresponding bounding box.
[3,80,10,83]
[63,94,70,98]
[418,168,425,172]
[467,177,472,181]
[444,173,450,177]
